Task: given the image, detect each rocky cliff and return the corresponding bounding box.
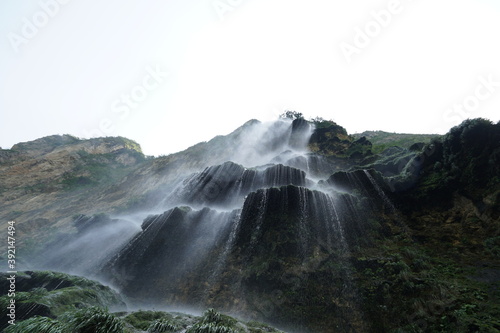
[1,117,499,332]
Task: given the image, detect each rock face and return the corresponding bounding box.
[1,117,499,332]
[0,135,147,251]
[99,184,370,332]
[172,162,307,207]
[0,135,145,209]
[224,185,368,332]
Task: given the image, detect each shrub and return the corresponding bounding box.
[186,309,237,333]
[148,319,179,332]
[4,316,64,333]
[187,323,235,333]
[61,306,124,333]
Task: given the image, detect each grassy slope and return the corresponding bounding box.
[353,130,440,154]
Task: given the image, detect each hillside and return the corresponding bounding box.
[353,130,440,154]
[1,117,499,332]
[0,135,149,256]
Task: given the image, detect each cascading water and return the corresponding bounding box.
[205,210,242,292]
[363,169,397,213]
[33,118,390,332]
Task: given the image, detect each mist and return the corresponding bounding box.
[20,117,400,330]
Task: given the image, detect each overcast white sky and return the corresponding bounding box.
[1,0,499,156]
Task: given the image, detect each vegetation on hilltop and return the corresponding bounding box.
[352,130,440,154]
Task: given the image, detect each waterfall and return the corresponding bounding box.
[297,186,309,259]
[35,118,376,331]
[363,169,397,213]
[245,188,269,255]
[207,211,242,285]
[363,169,409,233]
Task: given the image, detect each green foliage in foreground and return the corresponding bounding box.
[0,270,125,323]
[124,310,175,330]
[131,308,282,333]
[6,305,282,333]
[147,319,179,332]
[4,307,123,333]
[187,323,235,333]
[3,316,64,333]
[186,309,239,333]
[61,307,124,333]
